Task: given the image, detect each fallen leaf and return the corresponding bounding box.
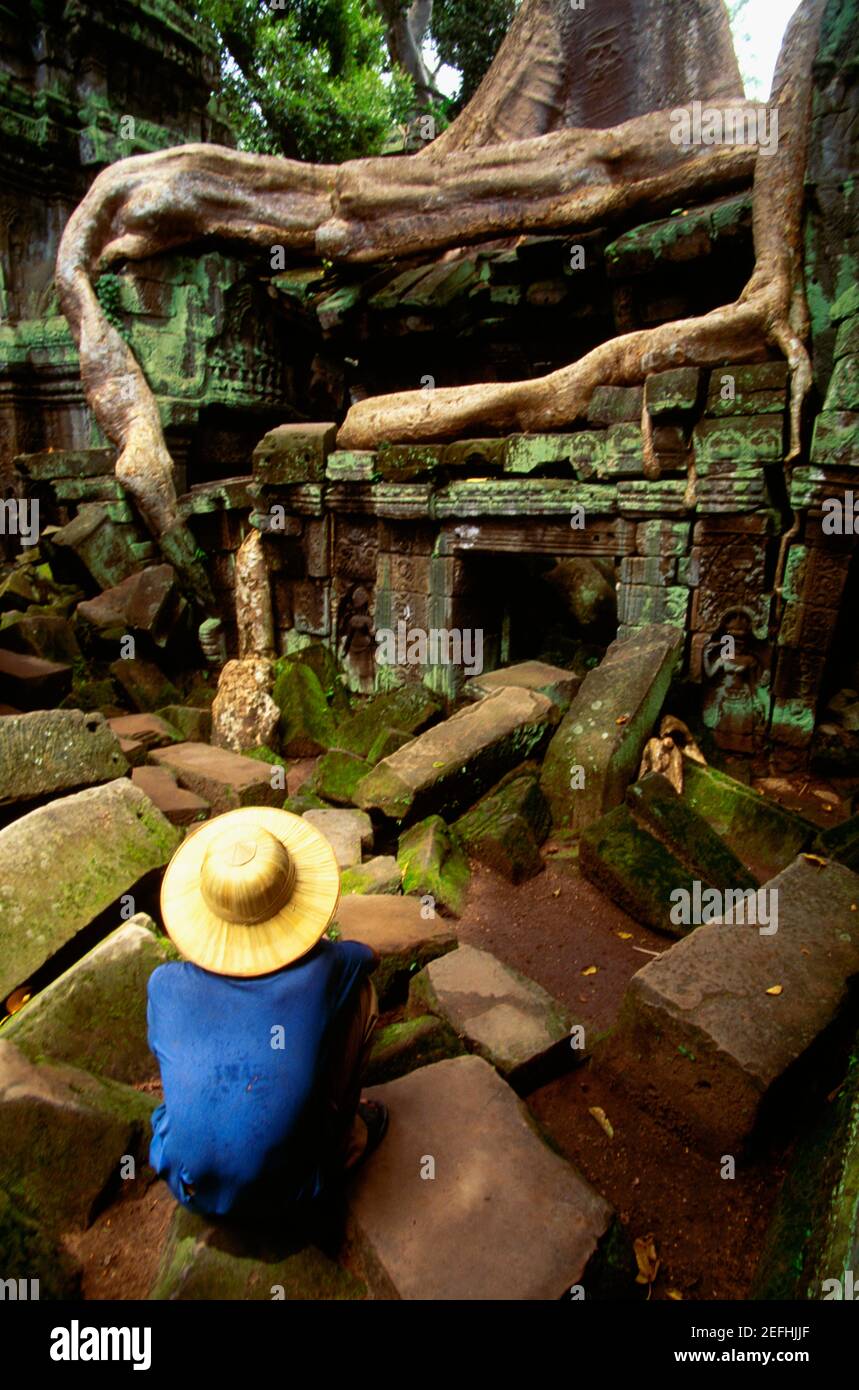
[667,1288,684,1300]
[432,761,446,768]
[588,1106,614,1139]
[801,853,828,868]
[633,1234,660,1286]
[617,931,633,940]
[766,984,783,996]
[581,965,598,976]
[552,888,561,897]
[616,714,630,725]
[800,946,810,956]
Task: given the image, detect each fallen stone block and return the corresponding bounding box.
[0,779,180,1001]
[579,803,700,936]
[365,1013,464,1085]
[51,502,144,589]
[107,712,181,750]
[366,728,414,763]
[333,894,457,1004]
[132,767,211,826]
[117,735,147,767]
[252,422,338,485]
[464,659,580,713]
[4,916,175,1083]
[309,749,373,805]
[0,1041,155,1236]
[0,648,72,710]
[302,807,371,869]
[357,686,556,823]
[155,704,212,742]
[610,856,859,1153]
[149,1204,365,1300]
[110,657,180,712]
[272,661,336,756]
[0,612,81,663]
[0,709,128,806]
[626,773,759,890]
[682,761,813,881]
[540,624,684,830]
[409,945,574,1089]
[397,815,470,917]
[349,1055,625,1299]
[455,764,550,883]
[77,564,184,647]
[0,1188,82,1299]
[340,856,402,895]
[334,685,441,758]
[149,742,283,815]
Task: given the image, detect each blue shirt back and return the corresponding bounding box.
[147,938,375,1216]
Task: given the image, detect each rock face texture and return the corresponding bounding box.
[149,742,283,813]
[609,856,859,1153]
[0,709,128,805]
[0,779,180,1001]
[333,893,457,1003]
[349,1055,623,1300]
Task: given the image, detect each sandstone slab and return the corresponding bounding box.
[464,659,580,712]
[0,648,72,710]
[409,944,574,1089]
[541,624,683,830]
[365,1013,464,1085]
[612,856,859,1152]
[4,916,175,1083]
[455,764,550,883]
[211,656,279,753]
[340,855,402,895]
[0,779,180,1001]
[107,712,181,749]
[334,685,440,758]
[132,766,211,826]
[681,761,813,881]
[357,685,556,822]
[0,709,128,806]
[349,1055,622,1299]
[149,742,283,814]
[333,893,457,1004]
[302,808,371,868]
[397,815,470,917]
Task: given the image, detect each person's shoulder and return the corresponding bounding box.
[327,936,376,970]
[147,959,198,1000]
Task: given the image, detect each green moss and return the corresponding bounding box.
[365,1013,464,1085]
[397,815,471,917]
[309,750,372,805]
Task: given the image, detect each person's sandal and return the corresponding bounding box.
[356,1099,388,1163]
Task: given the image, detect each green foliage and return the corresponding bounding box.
[196,0,415,162]
[429,0,518,110]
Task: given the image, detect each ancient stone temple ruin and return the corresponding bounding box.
[0,0,857,1308]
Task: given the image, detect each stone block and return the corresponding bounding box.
[348,1056,622,1299]
[365,1013,464,1085]
[645,368,702,417]
[0,779,180,1001]
[340,856,402,896]
[681,761,813,881]
[252,422,337,484]
[107,712,181,749]
[357,686,556,823]
[4,916,174,1083]
[454,765,550,883]
[149,743,284,815]
[540,625,683,830]
[0,709,127,806]
[693,415,784,466]
[110,657,181,711]
[397,815,470,917]
[302,808,372,868]
[332,893,457,1004]
[0,649,71,710]
[131,767,211,826]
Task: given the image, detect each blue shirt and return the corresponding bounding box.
[146,938,375,1216]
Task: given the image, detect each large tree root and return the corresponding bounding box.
[56,0,823,541]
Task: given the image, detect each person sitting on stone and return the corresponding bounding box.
[146,807,387,1219]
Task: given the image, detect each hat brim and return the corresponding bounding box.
[160,807,341,976]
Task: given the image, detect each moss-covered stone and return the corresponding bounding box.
[0,1188,82,1299]
[309,749,373,805]
[272,661,336,756]
[110,656,181,711]
[626,773,759,890]
[335,686,440,758]
[283,790,331,816]
[397,815,471,917]
[645,368,702,417]
[366,727,414,763]
[814,812,859,872]
[0,1041,155,1237]
[681,761,814,881]
[290,642,351,716]
[4,915,175,1084]
[579,803,701,936]
[156,704,212,741]
[365,1012,464,1085]
[149,1204,365,1300]
[340,855,402,896]
[455,765,550,883]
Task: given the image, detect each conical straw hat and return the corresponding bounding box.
[160,807,341,976]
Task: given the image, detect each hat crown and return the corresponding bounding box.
[200,826,296,925]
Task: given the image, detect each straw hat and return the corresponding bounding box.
[160,807,341,977]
